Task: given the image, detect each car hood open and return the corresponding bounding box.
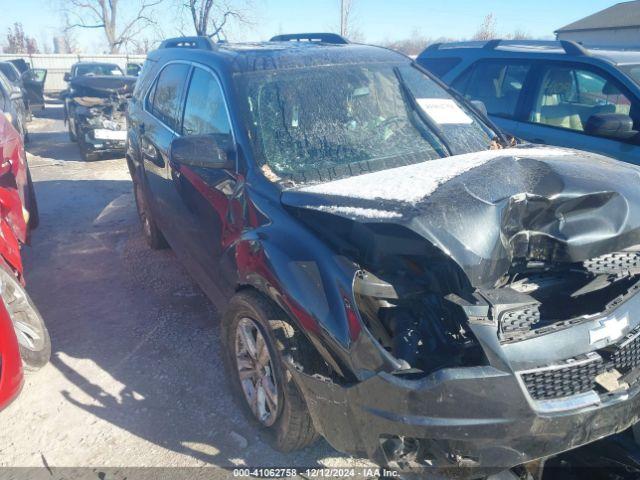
[281,145,640,288]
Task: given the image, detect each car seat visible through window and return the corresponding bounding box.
[534,68,583,131]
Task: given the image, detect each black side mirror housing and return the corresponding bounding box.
[585,113,637,140]
[63,72,71,82]
[170,134,235,170]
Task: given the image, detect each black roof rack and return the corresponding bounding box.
[269,33,349,44]
[426,39,590,56]
[159,36,215,50]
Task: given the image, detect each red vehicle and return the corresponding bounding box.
[0,113,49,409]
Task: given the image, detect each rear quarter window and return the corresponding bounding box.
[418,57,462,78]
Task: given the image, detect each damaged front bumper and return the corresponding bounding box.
[293,366,640,478]
[80,125,127,154]
[292,288,640,478]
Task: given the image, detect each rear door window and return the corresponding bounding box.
[418,57,461,78]
[181,67,232,136]
[530,65,638,135]
[150,63,190,131]
[453,61,531,119]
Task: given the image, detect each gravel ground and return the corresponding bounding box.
[0,103,372,478]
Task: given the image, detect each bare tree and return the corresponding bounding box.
[338,0,363,41]
[378,29,456,56]
[64,0,162,53]
[183,0,252,40]
[472,13,498,41]
[4,23,39,54]
[506,29,532,40]
[56,15,80,53]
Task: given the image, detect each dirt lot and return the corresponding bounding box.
[0,103,371,477]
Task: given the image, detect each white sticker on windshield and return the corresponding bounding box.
[416,98,473,125]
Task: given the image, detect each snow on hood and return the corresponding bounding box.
[299,146,576,205]
[300,205,403,219]
[283,145,640,287]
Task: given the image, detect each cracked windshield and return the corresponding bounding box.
[239,63,495,184]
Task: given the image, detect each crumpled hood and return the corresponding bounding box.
[281,145,640,287]
[69,75,136,97]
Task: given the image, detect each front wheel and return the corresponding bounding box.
[133,180,167,249]
[0,267,50,371]
[222,291,319,452]
[68,118,77,142]
[78,132,98,161]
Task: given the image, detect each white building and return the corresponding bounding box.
[555,1,640,48]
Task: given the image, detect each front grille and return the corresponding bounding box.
[584,252,640,276]
[520,327,640,401]
[521,355,604,400]
[611,329,640,372]
[501,307,540,334]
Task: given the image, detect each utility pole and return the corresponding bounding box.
[340,0,345,36]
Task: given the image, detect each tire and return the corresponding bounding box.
[222,290,319,452]
[78,131,99,161]
[133,180,168,249]
[68,119,76,142]
[25,168,39,231]
[80,142,98,161]
[0,266,50,371]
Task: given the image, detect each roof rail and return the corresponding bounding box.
[269,33,349,44]
[159,36,215,50]
[427,39,590,56]
[483,39,502,50]
[483,39,589,56]
[559,40,590,56]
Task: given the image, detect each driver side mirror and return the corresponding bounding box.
[585,113,638,141]
[63,72,71,82]
[170,134,235,170]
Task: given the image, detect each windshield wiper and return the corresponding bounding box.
[393,67,452,157]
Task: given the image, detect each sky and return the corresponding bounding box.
[0,0,625,53]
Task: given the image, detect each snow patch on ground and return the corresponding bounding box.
[300,147,576,204]
[306,205,402,219]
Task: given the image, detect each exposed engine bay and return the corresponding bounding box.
[288,207,640,378]
[64,75,135,160]
[282,146,640,387]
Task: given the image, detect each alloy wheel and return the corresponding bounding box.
[0,269,45,352]
[234,317,280,426]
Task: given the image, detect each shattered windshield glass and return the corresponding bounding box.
[238,63,496,185]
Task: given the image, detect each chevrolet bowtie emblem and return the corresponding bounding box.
[589,315,629,345]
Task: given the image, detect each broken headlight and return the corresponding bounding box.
[353,268,486,374]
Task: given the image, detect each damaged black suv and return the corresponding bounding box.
[127,34,640,478]
[63,62,135,161]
